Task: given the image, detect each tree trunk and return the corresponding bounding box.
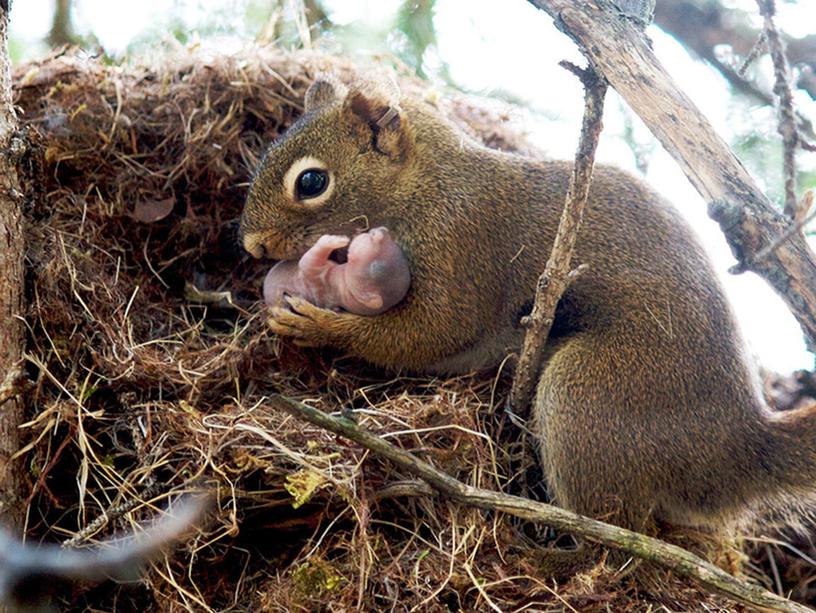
[47,0,76,48]
[0,0,26,531]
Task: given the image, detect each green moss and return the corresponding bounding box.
[292,558,344,598]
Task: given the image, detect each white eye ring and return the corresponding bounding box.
[283,156,334,207]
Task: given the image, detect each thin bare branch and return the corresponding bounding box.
[271,394,812,613]
[738,31,766,76]
[757,0,799,217]
[742,190,815,269]
[510,63,607,413]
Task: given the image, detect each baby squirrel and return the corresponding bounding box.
[241,75,816,530]
[263,227,410,315]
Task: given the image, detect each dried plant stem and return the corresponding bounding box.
[272,394,811,613]
[0,1,26,531]
[509,63,606,413]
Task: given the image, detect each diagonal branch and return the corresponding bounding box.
[271,394,812,613]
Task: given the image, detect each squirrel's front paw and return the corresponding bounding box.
[268,295,354,347]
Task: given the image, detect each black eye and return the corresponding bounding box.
[296,169,329,199]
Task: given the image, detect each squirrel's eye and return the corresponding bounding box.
[296,169,329,199]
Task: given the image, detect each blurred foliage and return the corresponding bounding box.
[87,1,450,80]
[126,0,280,56]
[297,0,448,82]
[730,89,816,212]
[395,0,437,78]
[8,38,25,64]
[735,132,786,202]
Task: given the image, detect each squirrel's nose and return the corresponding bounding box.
[242,232,268,259]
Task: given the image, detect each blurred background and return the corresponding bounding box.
[8,0,816,372]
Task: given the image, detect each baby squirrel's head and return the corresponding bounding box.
[241,75,415,261]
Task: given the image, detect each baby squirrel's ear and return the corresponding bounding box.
[344,82,413,161]
[304,74,348,112]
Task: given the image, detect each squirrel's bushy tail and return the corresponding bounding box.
[755,403,816,528]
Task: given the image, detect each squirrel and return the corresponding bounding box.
[263,227,411,315]
[240,74,816,531]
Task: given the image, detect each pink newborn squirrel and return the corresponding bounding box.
[263,227,411,315]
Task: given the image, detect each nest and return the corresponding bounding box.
[10,45,811,611]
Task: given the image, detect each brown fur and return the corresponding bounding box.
[240,76,816,531]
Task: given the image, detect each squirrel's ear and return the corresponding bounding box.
[304,75,348,112]
[345,88,412,161]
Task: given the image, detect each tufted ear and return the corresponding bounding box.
[304,74,348,112]
[344,83,412,161]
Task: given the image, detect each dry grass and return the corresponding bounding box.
[9,44,809,611]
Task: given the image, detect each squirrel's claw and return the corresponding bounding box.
[266,310,320,346]
[268,296,353,346]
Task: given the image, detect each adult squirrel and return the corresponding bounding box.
[241,75,815,531]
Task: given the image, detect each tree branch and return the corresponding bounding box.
[510,62,606,412]
[0,1,27,530]
[654,0,816,102]
[271,394,811,613]
[758,0,799,217]
[527,0,816,353]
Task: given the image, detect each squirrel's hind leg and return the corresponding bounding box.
[530,330,768,532]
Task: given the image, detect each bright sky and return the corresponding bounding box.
[9,0,816,373]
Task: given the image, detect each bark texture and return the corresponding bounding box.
[0,1,26,530]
